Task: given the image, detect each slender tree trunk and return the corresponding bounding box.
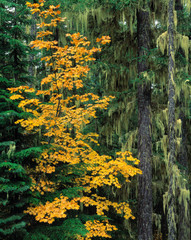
[175,2,190,238]
[167,0,176,239]
[177,99,190,240]
[13,0,18,83]
[137,4,152,240]
[29,13,37,87]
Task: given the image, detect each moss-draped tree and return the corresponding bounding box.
[137,1,152,239]
[167,0,176,239]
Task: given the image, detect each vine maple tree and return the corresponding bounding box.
[9,0,142,238]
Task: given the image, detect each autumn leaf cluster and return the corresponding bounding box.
[9,1,142,238]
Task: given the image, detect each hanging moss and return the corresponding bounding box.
[175,119,182,137]
[161,135,168,161]
[155,115,165,136]
[157,31,190,64]
[153,213,162,234]
[180,35,189,62]
[55,2,191,238]
[122,129,138,152]
[174,10,178,30]
[7,142,16,159]
[163,191,168,214]
[157,31,168,55]
[181,0,191,13]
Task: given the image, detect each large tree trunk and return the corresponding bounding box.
[167,0,176,239]
[137,5,153,240]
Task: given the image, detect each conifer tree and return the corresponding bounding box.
[156,1,191,238]
[167,0,176,238]
[0,143,31,240]
[175,3,191,239]
[137,1,152,239]
[0,0,38,239]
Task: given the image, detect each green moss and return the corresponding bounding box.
[161,135,168,161]
[181,0,191,13]
[153,213,162,233]
[157,31,168,55]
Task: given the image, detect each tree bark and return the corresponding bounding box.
[29,13,37,82]
[137,5,153,240]
[177,97,190,240]
[167,0,176,239]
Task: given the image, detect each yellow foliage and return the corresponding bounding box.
[77,220,117,239]
[25,195,80,224]
[10,94,24,100]
[96,36,111,45]
[9,1,142,239]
